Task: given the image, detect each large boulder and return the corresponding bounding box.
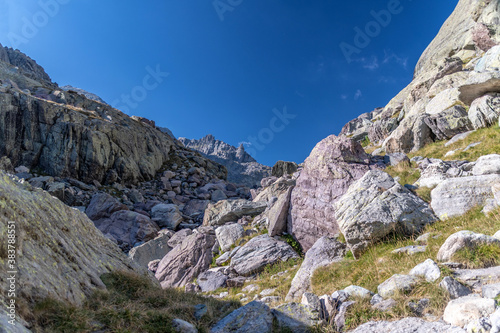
[437,230,500,262]
[230,234,299,276]
[472,154,500,176]
[203,199,267,226]
[431,174,500,220]
[0,171,147,308]
[155,229,216,288]
[424,105,473,140]
[377,274,419,299]
[210,301,273,333]
[335,170,437,258]
[288,135,374,251]
[151,204,183,230]
[85,192,128,221]
[425,88,462,115]
[215,223,245,252]
[443,295,496,327]
[272,161,298,178]
[272,303,322,333]
[384,114,434,154]
[267,186,293,237]
[128,231,173,268]
[95,210,160,251]
[286,237,346,301]
[468,93,500,129]
[475,45,500,73]
[196,269,227,292]
[350,317,466,333]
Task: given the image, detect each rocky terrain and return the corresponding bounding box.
[1,0,500,332]
[179,134,271,188]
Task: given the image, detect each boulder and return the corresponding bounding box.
[272,161,298,178]
[210,301,273,333]
[230,234,299,276]
[215,223,245,252]
[167,229,193,248]
[437,230,500,262]
[475,45,500,73]
[288,135,374,251]
[203,199,267,226]
[344,285,373,299]
[85,192,128,221]
[409,259,441,282]
[335,170,436,258]
[286,237,345,301]
[151,204,183,230]
[267,187,293,236]
[253,177,295,203]
[482,283,500,299]
[197,269,228,292]
[384,114,434,154]
[453,266,500,291]
[377,274,419,299]
[96,210,160,251]
[443,295,496,327]
[472,154,500,176]
[439,276,473,299]
[468,93,500,129]
[459,72,500,105]
[425,88,462,115]
[384,152,410,167]
[424,105,473,140]
[368,116,399,144]
[431,175,500,220]
[350,317,466,333]
[155,230,216,288]
[128,232,173,268]
[172,319,197,333]
[272,303,322,333]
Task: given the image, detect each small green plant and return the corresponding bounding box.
[360,136,371,148]
[281,233,303,256]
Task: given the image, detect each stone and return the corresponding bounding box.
[318,295,336,321]
[453,266,500,291]
[373,298,397,312]
[443,296,496,327]
[155,231,216,288]
[494,230,500,240]
[0,171,148,307]
[472,154,500,176]
[197,270,227,292]
[408,298,429,316]
[437,230,500,262]
[128,232,173,268]
[334,300,355,331]
[335,170,436,258]
[260,296,280,304]
[128,189,144,204]
[491,309,500,333]
[211,189,227,202]
[425,88,461,115]
[209,301,273,333]
[183,199,210,221]
[392,245,427,255]
[475,45,500,73]
[286,237,346,301]
[267,186,293,237]
[203,199,267,226]
[216,246,240,266]
[468,94,500,129]
[0,156,14,173]
[194,304,208,321]
[384,114,434,154]
[482,283,500,299]
[424,105,473,140]
[377,274,419,299]
[384,152,410,167]
[440,277,473,299]
[230,234,299,276]
[151,204,183,230]
[417,161,452,188]
[172,318,197,333]
[350,317,466,333]
[301,293,321,313]
[344,285,373,299]
[85,192,128,221]
[148,259,161,273]
[466,317,493,333]
[215,223,245,252]
[96,210,160,251]
[445,131,474,147]
[272,303,322,333]
[431,175,500,220]
[167,229,193,248]
[409,259,441,282]
[272,161,298,178]
[370,294,384,305]
[289,135,374,251]
[459,72,500,105]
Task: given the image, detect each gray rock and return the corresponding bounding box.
[267,187,293,237]
[194,304,208,321]
[172,318,197,333]
[392,245,427,255]
[0,312,32,333]
[384,152,410,167]
[167,229,193,249]
[197,270,227,292]
[425,88,461,115]
[466,317,493,333]
[453,266,500,291]
[211,189,227,202]
[349,317,466,333]
[210,301,273,333]
[216,246,240,266]
[409,259,441,282]
[286,237,346,301]
[431,175,500,220]
[301,293,321,313]
[151,204,183,230]
[424,105,473,141]
[475,45,500,72]
[85,192,128,221]
[230,234,299,276]
[370,294,384,305]
[437,230,500,262]
[272,303,322,333]
[272,161,298,178]
[203,199,267,226]
[128,232,173,268]
[468,93,500,129]
[445,131,475,147]
[482,283,500,299]
[377,274,419,299]
[260,296,281,304]
[408,298,429,316]
[128,189,144,204]
[215,223,245,252]
[373,298,397,312]
[334,300,355,331]
[472,154,500,176]
[384,113,434,154]
[440,277,473,299]
[155,231,216,288]
[344,285,373,299]
[335,170,436,258]
[443,295,496,327]
[491,309,500,333]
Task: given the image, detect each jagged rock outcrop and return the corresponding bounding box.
[61,85,108,104]
[0,42,53,85]
[179,135,271,187]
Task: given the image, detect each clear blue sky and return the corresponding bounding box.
[0,0,458,166]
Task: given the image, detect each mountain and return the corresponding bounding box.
[179,134,271,187]
[61,85,108,104]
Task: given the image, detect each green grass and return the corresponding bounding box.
[452,243,500,269]
[31,271,240,333]
[385,162,420,187]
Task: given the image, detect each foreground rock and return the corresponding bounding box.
[335,170,436,258]
[272,303,322,333]
[443,295,496,327]
[210,301,273,333]
[230,234,299,276]
[437,230,500,262]
[155,229,216,288]
[289,135,375,251]
[377,274,419,299]
[0,171,147,307]
[203,199,267,226]
[286,237,346,301]
[349,317,466,333]
[215,223,245,252]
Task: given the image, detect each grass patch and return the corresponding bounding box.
[32,271,240,333]
[360,136,371,148]
[385,162,420,186]
[452,243,500,269]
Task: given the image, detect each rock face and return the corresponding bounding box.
[424,105,473,140]
[271,161,298,178]
[286,237,346,301]
[437,230,500,262]
[288,135,375,251]
[0,42,53,84]
[335,170,437,258]
[215,223,245,252]
[230,234,299,276]
[210,301,273,333]
[179,135,271,187]
[203,199,267,226]
[155,230,216,288]
[61,85,108,104]
[468,93,500,129]
[128,232,173,268]
[0,171,146,306]
[350,317,466,333]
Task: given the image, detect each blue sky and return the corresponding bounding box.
[0,0,458,166]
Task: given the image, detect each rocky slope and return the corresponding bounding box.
[179,134,271,187]
[60,85,108,104]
